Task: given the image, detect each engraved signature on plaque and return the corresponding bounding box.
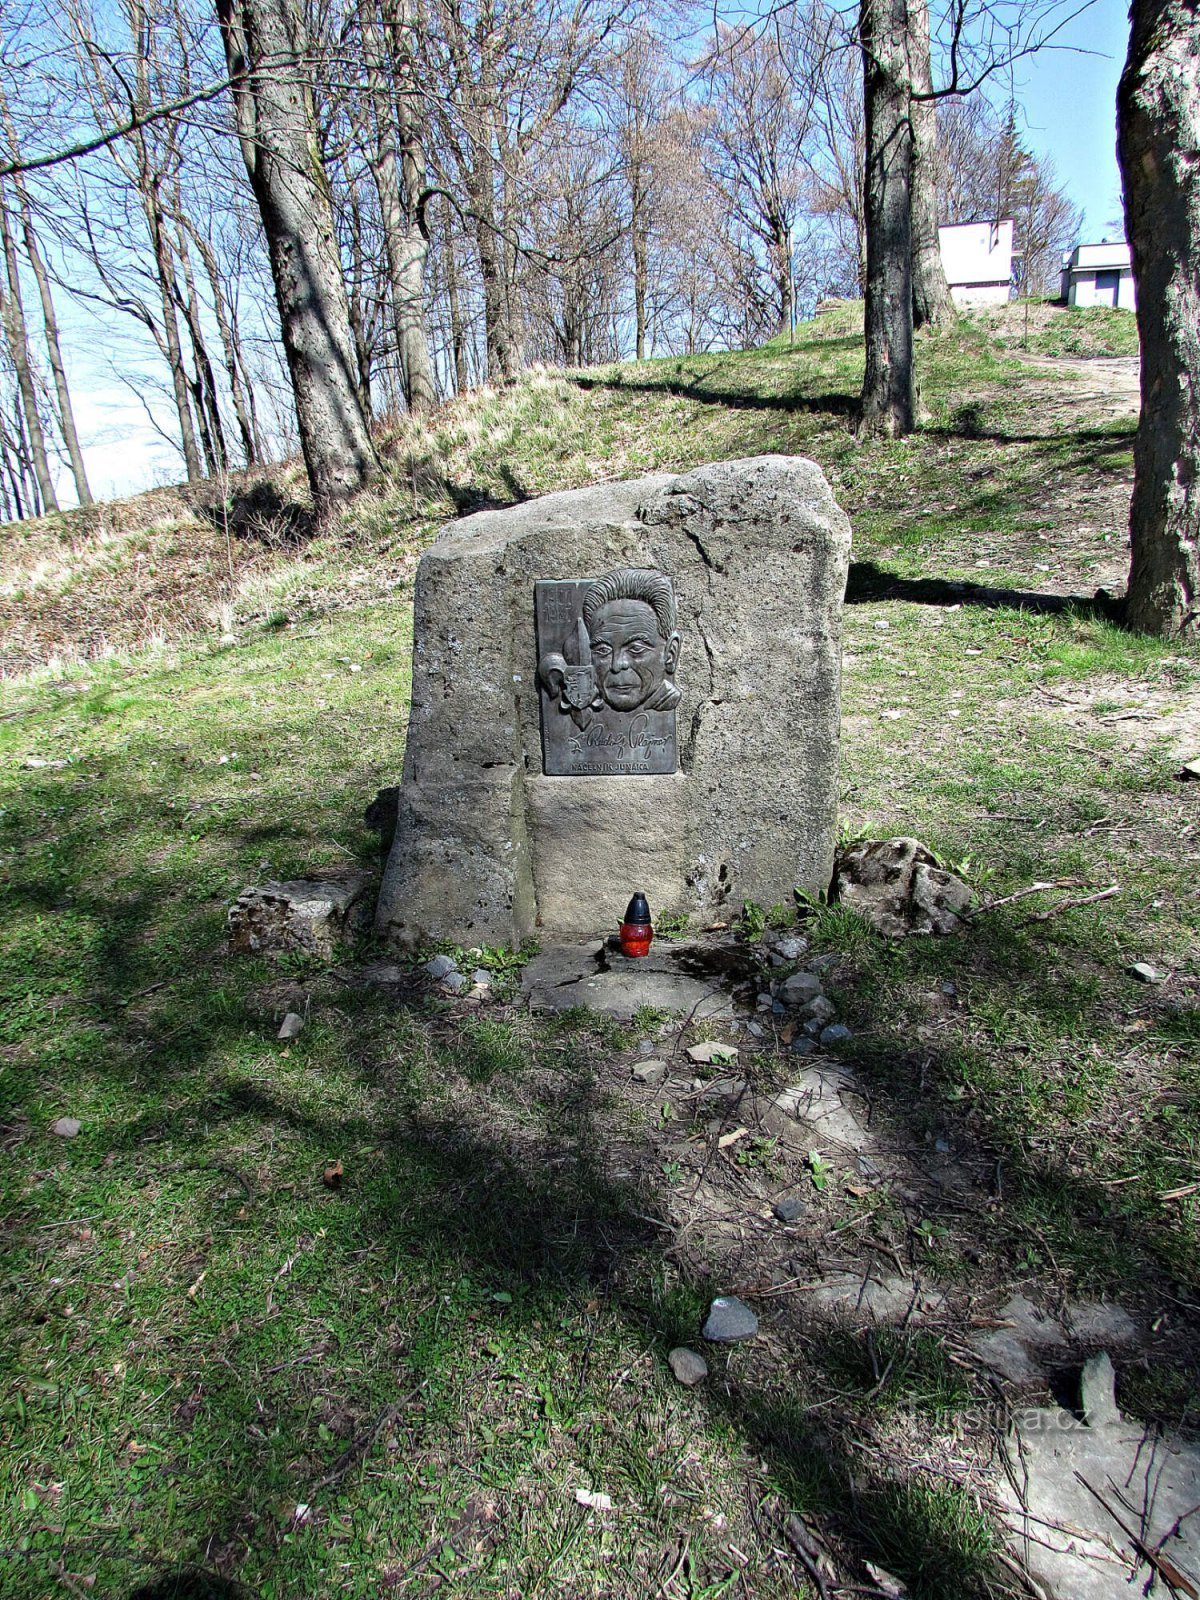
[535,567,681,777]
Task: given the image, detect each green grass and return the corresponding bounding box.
[2,300,1197,1599]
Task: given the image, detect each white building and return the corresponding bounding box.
[1060,241,1136,310]
[938,220,1014,306]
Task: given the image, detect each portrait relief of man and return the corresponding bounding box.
[535,566,683,776]
[581,567,682,713]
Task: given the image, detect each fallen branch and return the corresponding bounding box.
[1074,1472,1200,1598]
[313,1401,404,1493]
[1025,884,1119,923]
[1158,1182,1200,1202]
[965,879,1084,917]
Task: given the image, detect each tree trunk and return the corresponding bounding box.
[173,209,228,473]
[443,200,468,394]
[859,0,916,437]
[909,0,954,329]
[190,222,260,465]
[0,198,58,512]
[144,182,205,483]
[345,188,375,417]
[378,0,436,412]
[216,0,380,510]
[772,217,794,338]
[468,155,513,382]
[631,163,648,360]
[1118,0,1200,637]
[10,176,92,505]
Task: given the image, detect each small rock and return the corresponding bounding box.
[442,970,469,994]
[772,1000,786,1015]
[799,995,836,1026]
[934,1137,951,1154]
[1081,1352,1122,1428]
[472,969,491,985]
[668,1347,709,1386]
[790,1036,817,1056]
[833,837,972,937]
[746,1021,764,1039]
[780,971,823,1007]
[631,1058,668,1085]
[687,1041,738,1065]
[773,1195,805,1222]
[939,980,957,997]
[857,1155,881,1177]
[361,962,405,986]
[756,992,773,1010]
[51,1117,81,1138]
[803,1017,823,1037]
[820,1023,853,1046]
[425,953,457,980]
[771,935,809,962]
[702,1295,758,1342]
[1177,757,1200,781]
[278,1011,304,1040]
[1126,961,1162,984]
[228,873,373,960]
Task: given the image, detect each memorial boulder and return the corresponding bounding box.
[375,455,851,948]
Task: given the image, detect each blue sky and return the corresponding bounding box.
[1008,0,1128,239]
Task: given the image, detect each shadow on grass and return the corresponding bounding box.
[846,559,1124,618]
[570,364,862,422]
[2,741,1193,1599]
[194,480,314,548]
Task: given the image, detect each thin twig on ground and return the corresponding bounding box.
[1025,884,1119,922]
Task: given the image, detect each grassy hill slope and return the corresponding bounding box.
[1,302,1196,1600]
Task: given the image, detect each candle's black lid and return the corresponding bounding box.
[624,891,651,925]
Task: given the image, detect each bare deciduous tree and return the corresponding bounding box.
[216,0,380,508]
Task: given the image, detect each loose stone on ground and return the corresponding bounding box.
[702,1296,758,1342]
[228,873,373,960]
[833,837,972,936]
[667,1348,709,1387]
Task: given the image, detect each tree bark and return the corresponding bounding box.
[631,160,648,360]
[443,199,468,394]
[772,216,794,338]
[370,0,436,413]
[189,221,260,465]
[0,198,58,511]
[1118,0,1200,637]
[8,171,92,505]
[172,206,228,474]
[909,0,954,329]
[859,0,916,437]
[216,0,380,509]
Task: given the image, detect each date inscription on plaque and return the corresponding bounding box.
[535,567,682,777]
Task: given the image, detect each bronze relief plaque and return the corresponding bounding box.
[535,567,681,777]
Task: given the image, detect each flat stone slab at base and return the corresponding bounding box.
[229,873,373,960]
[969,1293,1138,1384]
[806,1272,945,1324]
[771,1067,872,1151]
[522,941,734,1021]
[996,1408,1200,1599]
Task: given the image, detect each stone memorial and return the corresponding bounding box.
[375,455,851,949]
